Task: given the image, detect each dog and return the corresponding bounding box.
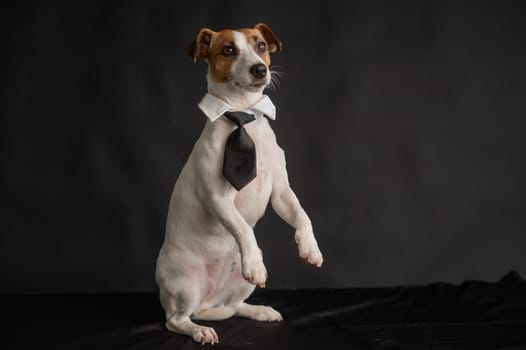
[155,23,323,345]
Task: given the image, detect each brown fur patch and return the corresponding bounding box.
[189,28,214,62]
[239,28,272,66]
[255,23,282,53]
[207,30,238,83]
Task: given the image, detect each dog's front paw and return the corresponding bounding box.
[242,251,267,288]
[295,230,323,267]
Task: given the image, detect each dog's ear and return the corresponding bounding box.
[187,28,215,62]
[254,23,282,53]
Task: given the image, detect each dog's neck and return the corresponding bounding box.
[207,78,263,110]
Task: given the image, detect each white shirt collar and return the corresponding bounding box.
[198,93,276,122]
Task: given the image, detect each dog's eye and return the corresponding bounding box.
[222,45,236,56]
[256,42,266,53]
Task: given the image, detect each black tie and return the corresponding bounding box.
[223,111,257,190]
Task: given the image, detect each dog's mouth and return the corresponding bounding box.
[249,81,267,88]
[233,80,268,91]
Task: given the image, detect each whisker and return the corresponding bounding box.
[269,68,287,75]
[267,66,286,91]
[267,75,279,91]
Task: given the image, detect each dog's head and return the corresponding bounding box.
[188,23,282,93]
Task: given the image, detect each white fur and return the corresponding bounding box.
[155,30,323,345]
[230,31,270,91]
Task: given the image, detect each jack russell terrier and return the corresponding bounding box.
[155,23,323,345]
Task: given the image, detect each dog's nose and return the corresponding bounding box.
[249,63,267,79]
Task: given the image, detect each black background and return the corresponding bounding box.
[2,0,526,293]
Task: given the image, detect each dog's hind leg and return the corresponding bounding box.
[235,302,283,322]
[161,281,219,344]
[166,314,219,345]
[192,305,237,321]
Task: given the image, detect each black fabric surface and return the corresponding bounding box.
[3,271,526,349]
